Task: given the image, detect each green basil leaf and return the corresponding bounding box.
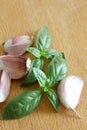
[46,54,68,87]
[21,58,44,87]
[36,26,51,51]
[33,68,48,88]
[45,49,58,59]
[59,52,65,59]
[27,47,41,58]
[46,89,59,111]
[2,90,42,120]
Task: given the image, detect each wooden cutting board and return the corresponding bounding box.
[0,0,87,130]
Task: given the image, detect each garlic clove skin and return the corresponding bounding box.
[0,55,31,79]
[3,35,33,55]
[26,58,31,71]
[0,71,11,103]
[57,76,84,110]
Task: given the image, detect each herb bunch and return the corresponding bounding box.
[21,26,57,86]
[2,26,68,120]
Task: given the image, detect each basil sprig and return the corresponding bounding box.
[32,54,68,111]
[22,26,58,87]
[2,90,42,120]
[21,58,44,87]
[2,26,69,120]
[33,67,59,111]
[27,26,57,59]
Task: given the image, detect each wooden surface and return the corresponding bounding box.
[0,0,87,130]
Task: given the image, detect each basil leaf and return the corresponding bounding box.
[46,89,59,111]
[45,49,58,59]
[59,52,65,59]
[33,68,48,88]
[2,90,42,120]
[40,50,64,60]
[46,54,68,87]
[27,47,41,58]
[21,58,44,87]
[36,26,51,51]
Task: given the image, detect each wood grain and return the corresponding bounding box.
[0,0,87,130]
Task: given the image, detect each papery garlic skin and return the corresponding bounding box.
[26,58,31,71]
[0,71,11,103]
[57,76,84,109]
[0,55,31,79]
[3,35,33,55]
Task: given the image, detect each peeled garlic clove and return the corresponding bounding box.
[57,76,84,117]
[0,71,11,103]
[3,35,33,55]
[0,55,31,79]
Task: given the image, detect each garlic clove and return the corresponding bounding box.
[3,35,34,55]
[57,76,84,118]
[0,55,31,79]
[0,71,11,103]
